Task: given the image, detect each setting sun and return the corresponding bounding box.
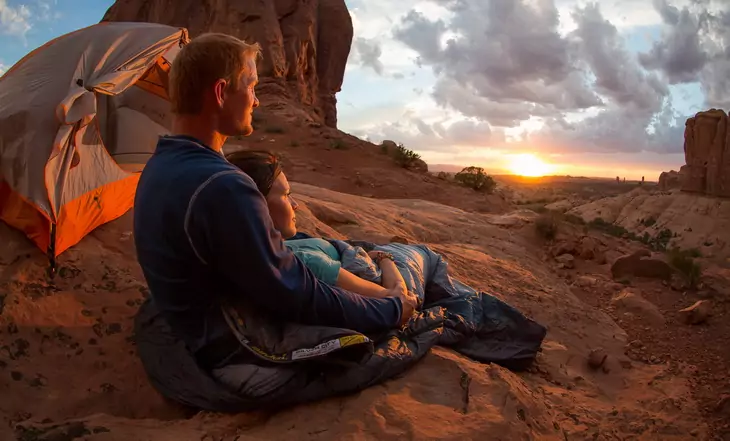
[506,154,555,177]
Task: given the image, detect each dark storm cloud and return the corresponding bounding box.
[384,0,685,155]
[639,0,730,107]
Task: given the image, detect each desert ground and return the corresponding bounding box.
[2,1,730,440]
[2,104,730,440]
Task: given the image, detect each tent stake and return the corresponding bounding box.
[47,224,57,279]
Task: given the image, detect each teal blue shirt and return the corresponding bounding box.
[284,238,341,286]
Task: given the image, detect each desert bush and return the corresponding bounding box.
[289,140,299,147]
[642,217,656,227]
[391,143,421,168]
[588,218,629,237]
[654,228,673,250]
[535,213,559,240]
[331,139,348,150]
[437,171,450,180]
[454,166,497,193]
[564,213,585,225]
[668,247,702,289]
[265,126,285,134]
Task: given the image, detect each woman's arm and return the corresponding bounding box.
[336,252,407,299]
[336,268,393,299]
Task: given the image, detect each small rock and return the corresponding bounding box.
[556,254,575,269]
[611,250,673,281]
[576,275,598,287]
[550,241,577,257]
[610,288,665,325]
[588,348,608,369]
[678,300,711,325]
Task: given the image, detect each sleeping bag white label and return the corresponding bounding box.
[291,338,342,360]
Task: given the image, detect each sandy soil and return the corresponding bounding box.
[3,180,728,440]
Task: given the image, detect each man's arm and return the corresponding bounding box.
[187,171,405,333]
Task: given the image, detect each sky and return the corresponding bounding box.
[1,0,728,179]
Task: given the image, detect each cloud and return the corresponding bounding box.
[393,1,605,123]
[639,0,730,107]
[349,37,385,75]
[0,0,31,37]
[351,114,506,154]
[347,0,694,157]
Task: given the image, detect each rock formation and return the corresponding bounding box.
[101,0,353,128]
[680,109,730,197]
[658,170,681,191]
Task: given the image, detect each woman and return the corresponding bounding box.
[225,149,407,301]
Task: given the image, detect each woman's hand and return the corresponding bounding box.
[368,250,393,263]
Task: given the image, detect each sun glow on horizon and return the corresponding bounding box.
[506,153,556,177]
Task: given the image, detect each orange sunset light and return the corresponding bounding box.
[506,153,556,177]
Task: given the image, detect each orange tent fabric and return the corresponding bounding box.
[0,22,189,257]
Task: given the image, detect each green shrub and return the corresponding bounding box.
[564,214,585,225]
[588,218,628,237]
[535,213,559,240]
[454,166,497,193]
[437,171,450,180]
[654,228,673,250]
[642,217,656,227]
[392,143,421,168]
[331,139,348,150]
[668,247,702,289]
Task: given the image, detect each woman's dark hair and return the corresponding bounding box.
[224,149,282,196]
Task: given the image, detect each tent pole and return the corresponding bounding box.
[47,223,57,279]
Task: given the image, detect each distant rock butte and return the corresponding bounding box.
[101,0,353,128]
[676,109,730,197]
[658,170,681,191]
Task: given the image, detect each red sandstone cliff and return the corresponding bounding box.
[101,0,353,128]
[680,109,730,197]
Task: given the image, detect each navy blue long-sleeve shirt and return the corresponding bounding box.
[133,135,402,366]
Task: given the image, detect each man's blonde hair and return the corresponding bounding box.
[169,33,262,115]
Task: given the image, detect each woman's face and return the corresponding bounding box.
[266,172,299,239]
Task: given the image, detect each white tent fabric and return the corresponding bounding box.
[0,21,187,221]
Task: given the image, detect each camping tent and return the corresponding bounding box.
[0,22,189,259]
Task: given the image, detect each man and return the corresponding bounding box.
[133,33,416,370]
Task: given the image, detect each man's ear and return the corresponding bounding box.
[213,79,227,108]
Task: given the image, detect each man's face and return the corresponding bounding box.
[219,57,259,137]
